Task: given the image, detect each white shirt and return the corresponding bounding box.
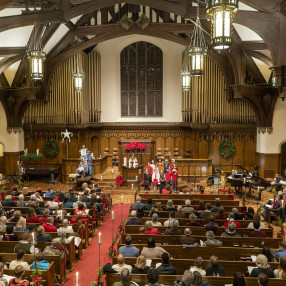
[9,260,30,270]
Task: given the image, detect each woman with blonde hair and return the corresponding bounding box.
[14,218,28,232]
[150,213,162,227]
[166,199,176,211]
[274,256,286,278]
[250,254,274,278]
[132,255,150,274]
[185,213,202,227]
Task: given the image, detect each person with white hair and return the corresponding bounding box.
[17,195,27,207]
[58,219,74,234]
[27,194,39,207]
[1,195,15,207]
[182,200,193,213]
[133,196,145,210]
[43,238,62,256]
[126,210,142,226]
[149,213,162,227]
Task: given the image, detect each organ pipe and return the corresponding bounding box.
[182,55,256,124]
[23,51,101,125]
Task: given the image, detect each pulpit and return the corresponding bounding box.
[118,140,155,171]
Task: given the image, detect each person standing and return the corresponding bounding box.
[84,150,93,175]
[159,171,166,194]
[157,158,164,174]
[163,159,170,173]
[171,168,178,193]
[152,169,159,192]
[18,161,25,182]
[144,169,151,193]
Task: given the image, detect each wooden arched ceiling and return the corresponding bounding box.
[0,0,284,88]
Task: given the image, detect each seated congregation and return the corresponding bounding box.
[0,183,111,285]
[107,194,286,286]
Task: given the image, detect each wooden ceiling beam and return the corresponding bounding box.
[241,41,268,51]
[42,23,61,47]
[241,0,280,14]
[245,50,272,67]
[0,55,22,75]
[0,47,26,56]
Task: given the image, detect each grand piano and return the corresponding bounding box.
[226,165,271,200]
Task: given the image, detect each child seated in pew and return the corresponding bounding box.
[8,265,30,286]
[9,250,30,270]
[2,225,18,241]
[14,219,27,232]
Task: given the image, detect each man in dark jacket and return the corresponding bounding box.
[179,228,197,245]
[156,252,177,275]
[126,211,142,225]
[1,195,15,207]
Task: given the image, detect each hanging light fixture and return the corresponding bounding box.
[189,2,207,76]
[27,25,46,80]
[206,0,238,50]
[181,48,191,90]
[73,52,85,93]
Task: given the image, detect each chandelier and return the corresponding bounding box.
[73,52,85,93]
[27,26,46,80]
[206,0,238,50]
[189,3,207,76]
[181,48,191,90]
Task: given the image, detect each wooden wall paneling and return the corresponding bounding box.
[232,140,244,165]
[244,140,256,165]
[0,157,4,174]
[198,140,208,159]
[165,136,174,157]
[3,152,21,176]
[91,136,100,158]
[209,140,220,165]
[109,136,118,155]
[256,152,280,178]
[100,136,109,156]
[183,135,193,157]
[175,135,183,157]
[155,136,164,151]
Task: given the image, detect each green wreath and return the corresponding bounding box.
[44,140,60,158]
[218,139,236,159]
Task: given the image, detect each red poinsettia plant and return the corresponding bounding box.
[116,175,123,186]
[125,141,146,151]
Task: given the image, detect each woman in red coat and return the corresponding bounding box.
[26,208,39,223]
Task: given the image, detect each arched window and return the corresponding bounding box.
[121,41,163,117]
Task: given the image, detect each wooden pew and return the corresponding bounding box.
[116,244,268,260]
[120,234,281,248]
[125,225,274,237]
[1,253,66,284]
[106,273,285,286]
[140,198,240,206]
[146,194,232,200]
[138,217,264,228]
[113,257,280,276]
[4,261,55,286]
[145,208,247,217]
[0,239,76,270]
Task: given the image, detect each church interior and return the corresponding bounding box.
[0,0,286,285]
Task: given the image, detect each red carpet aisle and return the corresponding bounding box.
[64,203,131,286]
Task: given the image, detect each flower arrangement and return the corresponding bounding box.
[116,175,123,186]
[125,141,146,151]
[91,267,104,286]
[30,269,45,286]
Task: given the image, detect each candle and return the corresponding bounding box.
[112,211,114,219]
[139,169,141,174]
[36,148,39,155]
[93,183,95,189]
[98,232,102,244]
[112,168,114,174]
[32,232,35,244]
[136,176,138,181]
[76,272,79,286]
[17,161,19,165]
[100,175,103,181]
[121,196,123,204]
[131,184,134,191]
[123,157,127,166]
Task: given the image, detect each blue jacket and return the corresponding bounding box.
[31,260,50,270]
